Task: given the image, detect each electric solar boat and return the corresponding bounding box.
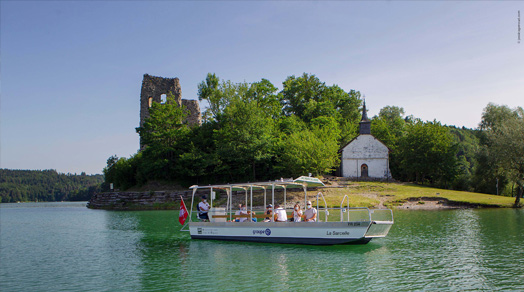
[180,176,393,245]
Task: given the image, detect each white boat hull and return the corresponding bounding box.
[189,221,392,245]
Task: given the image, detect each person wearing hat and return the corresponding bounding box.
[263,204,273,222]
[198,195,211,221]
[304,201,317,222]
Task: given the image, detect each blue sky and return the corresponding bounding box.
[1,1,522,174]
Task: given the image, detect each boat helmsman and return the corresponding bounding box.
[198,195,211,221]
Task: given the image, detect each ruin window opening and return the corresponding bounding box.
[148,97,153,108]
[161,94,167,104]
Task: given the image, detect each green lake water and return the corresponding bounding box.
[1,202,523,291]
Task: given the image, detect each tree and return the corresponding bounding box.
[279,116,341,177]
[197,73,221,121]
[281,73,326,119]
[246,78,282,119]
[371,105,406,148]
[280,73,362,145]
[134,93,191,183]
[447,126,481,192]
[397,120,457,186]
[103,154,139,190]
[482,104,524,206]
[0,169,103,202]
[371,106,407,179]
[136,93,189,148]
[479,103,520,130]
[214,91,277,182]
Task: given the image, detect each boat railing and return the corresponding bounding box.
[316,192,329,222]
[316,206,393,223]
[340,194,350,221]
[185,207,392,224]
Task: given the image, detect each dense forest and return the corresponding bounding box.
[104,73,523,204]
[0,169,103,203]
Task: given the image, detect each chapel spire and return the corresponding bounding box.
[359,99,371,134]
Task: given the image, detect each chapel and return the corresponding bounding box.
[339,101,392,180]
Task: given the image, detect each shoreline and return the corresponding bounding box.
[86,181,518,210]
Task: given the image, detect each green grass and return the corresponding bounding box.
[310,187,380,208]
[308,182,516,208]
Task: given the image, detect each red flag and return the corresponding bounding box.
[179,197,188,225]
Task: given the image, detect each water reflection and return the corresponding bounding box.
[444,210,492,290]
[97,208,524,291]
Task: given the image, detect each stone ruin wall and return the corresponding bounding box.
[140,74,182,128]
[139,74,202,148]
[181,99,201,126]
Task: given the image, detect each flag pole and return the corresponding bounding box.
[179,195,190,232]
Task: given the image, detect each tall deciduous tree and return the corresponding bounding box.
[214,96,277,181]
[136,93,189,148]
[481,104,524,206]
[197,73,221,121]
[372,105,407,179]
[397,120,457,186]
[135,93,190,182]
[280,73,362,145]
[279,121,341,177]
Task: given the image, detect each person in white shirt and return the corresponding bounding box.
[274,204,288,222]
[293,203,303,222]
[198,196,211,221]
[236,204,249,222]
[304,201,317,222]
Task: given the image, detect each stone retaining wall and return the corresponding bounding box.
[87,190,206,210]
[87,188,310,210]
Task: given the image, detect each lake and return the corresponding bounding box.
[1,202,523,291]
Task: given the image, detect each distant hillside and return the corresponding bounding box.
[0,169,103,203]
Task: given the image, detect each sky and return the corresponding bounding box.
[1,1,523,175]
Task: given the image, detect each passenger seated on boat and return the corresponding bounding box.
[198,195,211,221]
[293,203,303,222]
[304,201,317,222]
[274,204,287,222]
[234,204,257,222]
[262,204,273,222]
[234,204,245,222]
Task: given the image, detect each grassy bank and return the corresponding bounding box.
[316,182,516,208]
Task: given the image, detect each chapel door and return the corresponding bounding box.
[361,164,368,178]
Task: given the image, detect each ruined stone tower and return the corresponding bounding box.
[139,74,201,148]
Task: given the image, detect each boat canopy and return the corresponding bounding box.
[186,176,325,224]
[189,176,324,191]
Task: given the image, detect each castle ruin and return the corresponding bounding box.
[139,74,201,148]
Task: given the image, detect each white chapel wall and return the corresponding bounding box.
[341,135,391,179]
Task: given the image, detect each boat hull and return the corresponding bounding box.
[189,221,380,245]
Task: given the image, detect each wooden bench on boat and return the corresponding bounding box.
[212,214,276,219]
